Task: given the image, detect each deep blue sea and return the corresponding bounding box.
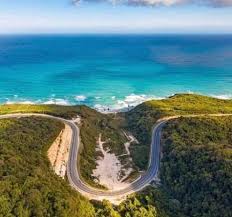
[0,34,232,111]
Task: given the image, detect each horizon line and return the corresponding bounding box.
[1,32,232,36]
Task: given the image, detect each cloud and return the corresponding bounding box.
[72,0,232,7]
[127,0,184,6]
[190,0,232,7]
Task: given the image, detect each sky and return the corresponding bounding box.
[0,0,232,34]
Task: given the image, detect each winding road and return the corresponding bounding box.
[0,113,231,201]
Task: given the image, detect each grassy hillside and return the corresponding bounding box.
[0,117,95,217]
[0,104,133,188]
[125,94,232,169]
[0,116,169,217]
[0,104,84,119]
[161,116,232,217]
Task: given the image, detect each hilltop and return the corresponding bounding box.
[124,94,232,169]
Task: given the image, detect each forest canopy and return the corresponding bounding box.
[161,116,232,217]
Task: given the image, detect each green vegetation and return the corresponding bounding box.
[125,94,232,169]
[77,108,131,188]
[1,94,232,217]
[116,187,183,217]
[0,104,82,119]
[0,117,95,217]
[0,104,134,188]
[95,196,158,217]
[161,116,232,217]
[6,94,231,183]
[91,185,184,217]
[94,188,174,217]
[0,116,166,217]
[2,95,232,174]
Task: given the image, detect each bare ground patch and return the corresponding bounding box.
[92,133,138,190]
[48,124,72,178]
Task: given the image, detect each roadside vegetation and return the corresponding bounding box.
[0,104,86,119]
[125,94,232,170]
[0,117,167,217]
[0,116,165,217]
[0,117,95,217]
[0,104,137,188]
[77,107,133,188]
[161,116,232,217]
[93,187,183,217]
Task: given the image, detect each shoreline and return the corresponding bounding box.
[1,92,232,114]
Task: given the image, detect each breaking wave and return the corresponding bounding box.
[1,92,232,113]
[211,94,232,100]
[94,94,164,113]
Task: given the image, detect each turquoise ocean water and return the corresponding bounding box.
[0,34,232,111]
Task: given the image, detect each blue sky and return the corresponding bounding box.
[0,0,232,34]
